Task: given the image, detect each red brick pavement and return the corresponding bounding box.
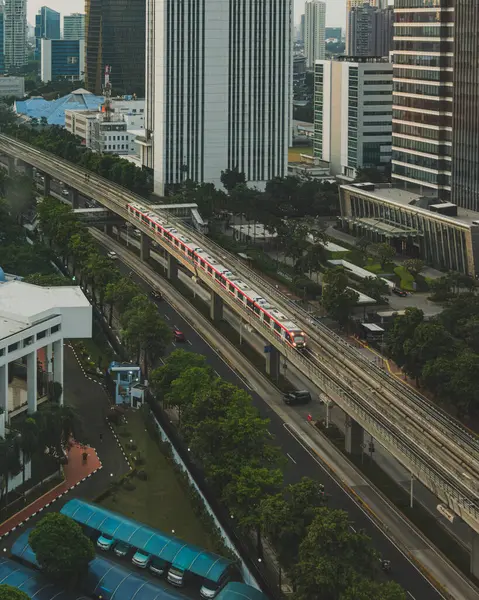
[0,442,102,538]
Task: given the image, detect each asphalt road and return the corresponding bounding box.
[118,262,442,600]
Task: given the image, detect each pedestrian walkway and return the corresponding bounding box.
[0,442,101,538]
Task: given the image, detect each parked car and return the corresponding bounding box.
[167,566,188,587]
[62,188,70,197]
[132,550,151,568]
[283,390,312,406]
[149,558,169,577]
[173,327,186,342]
[113,541,130,557]
[392,287,407,297]
[97,534,114,551]
[200,581,221,599]
[107,251,118,260]
[150,289,163,301]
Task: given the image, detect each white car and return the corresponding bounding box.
[107,251,118,260]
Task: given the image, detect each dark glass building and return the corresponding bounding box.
[452,1,479,211]
[34,6,60,60]
[85,0,145,96]
[392,0,454,200]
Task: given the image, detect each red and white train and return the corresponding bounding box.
[126,201,306,349]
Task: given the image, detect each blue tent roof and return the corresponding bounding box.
[0,556,88,600]
[12,531,190,600]
[15,89,104,126]
[61,499,233,583]
[216,582,268,600]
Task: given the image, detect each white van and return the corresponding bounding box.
[167,566,187,587]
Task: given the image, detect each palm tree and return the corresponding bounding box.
[17,418,39,487]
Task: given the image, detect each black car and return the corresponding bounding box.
[150,289,163,301]
[392,287,407,297]
[283,390,312,406]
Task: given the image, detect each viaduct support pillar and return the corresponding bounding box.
[265,346,281,381]
[103,223,113,236]
[6,156,14,176]
[43,174,51,197]
[167,254,178,281]
[210,292,224,322]
[23,162,33,178]
[345,416,363,455]
[69,187,79,209]
[140,232,150,261]
[26,351,38,415]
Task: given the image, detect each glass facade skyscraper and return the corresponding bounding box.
[391,0,454,199]
[35,6,60,59]
[85,0,145,96]
[4,0,27,71]
[63,13,85,41]
[452,1,479,211]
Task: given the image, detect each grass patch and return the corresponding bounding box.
[100,410,217,551]
[73,325,117,372]
[394,266,415,291]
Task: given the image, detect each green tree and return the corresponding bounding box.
[220,167,246,193]
[84,252,118,308]
[261,478,327,569]
[340,579,407,600]
[403,258,425,276]
[385,307,424,367]
[0,434,21,505]
[150,349,209,399]
[104,277,139,326]
[166,366,214,425]
[223,465,283,556]
[370,242,395,269]
[34,404,78,461]
[0,584,31,600]
[29,513,95,584]
[121,296,172,377]
[16,417,39,486]
[292,508,377,600]
[402,322,455,382]
[321,269,359,328]
[361,276,389,303]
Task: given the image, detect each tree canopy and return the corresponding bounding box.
[29,513,95,583]
[0,585,31,600]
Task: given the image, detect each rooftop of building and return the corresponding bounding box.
[0,279,90,339]
[341,184,479,228]
[14,88,105,126]
[317,56,391,64]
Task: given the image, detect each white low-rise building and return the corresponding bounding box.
[0,272,92,431]
[0,76,25,99]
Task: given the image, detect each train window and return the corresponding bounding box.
[201,260,206,268]
[273,322,281,333]
[207,266,212,274]
[253,305,261,315]
[188,250,193,258]
[263,314,270,325]
[180,244,185,251]
[174,239,179,246]
[142,215,148,224]
[215,272,221,281]
[229,283,235,293]
[220,276,226,287]
[247,299,254,310]
[238,291,244,302]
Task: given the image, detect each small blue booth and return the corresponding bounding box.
[108,361,142,406]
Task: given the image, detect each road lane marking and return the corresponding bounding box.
[282,422,449,600]
[287,453,297,464]
[214,370,220,378]
[163,314,170,320]
[349,525,356,533]
[407,593,416,600]
[187,339,192,345]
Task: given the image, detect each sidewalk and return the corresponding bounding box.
[0,442,101,537]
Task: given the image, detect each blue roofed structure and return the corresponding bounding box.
[12,531,190,600]
[61,499,233,583]
[0,556,89,599]
[216,582,268,600]
[14,88,104,126]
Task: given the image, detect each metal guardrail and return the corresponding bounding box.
[3,135,479,528]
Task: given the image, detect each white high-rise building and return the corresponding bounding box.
[304,0,326,69]
[63,13,85,41]
[4,0,27,71]
[145,0,292,196]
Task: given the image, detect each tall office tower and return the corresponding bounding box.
[392,0,453,199]
[452,1,479,211]
[0,2,4,75]
[346,0,385,53]
[4,0,27,71]
[85,0,145,96]
[300,14,305,43]
[305,0,326,68]
[145,0,292,195]
[314,57,393,177]
[64,13,86,41]
[348,4,394,57]
[35,7,61,59]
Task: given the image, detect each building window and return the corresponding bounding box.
[7,342,18,352]
[51,325,61,334]
[37,330,47,340]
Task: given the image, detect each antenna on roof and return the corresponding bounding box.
[101,65,112,122]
